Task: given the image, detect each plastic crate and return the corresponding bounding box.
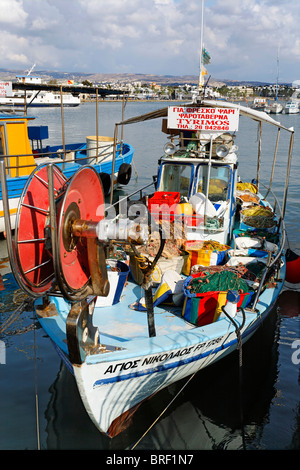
[148,191,180,222]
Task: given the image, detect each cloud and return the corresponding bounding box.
[0,0,28,25]
[0,0,298,82]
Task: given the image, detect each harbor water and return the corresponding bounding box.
[0,101,299,450]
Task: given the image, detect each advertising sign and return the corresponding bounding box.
[0,81,12,97]
[167,106,239,132]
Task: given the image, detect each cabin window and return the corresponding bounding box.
[196,165,230,202]
[158,163,192,197]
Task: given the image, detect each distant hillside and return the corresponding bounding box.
[0,67,280,87]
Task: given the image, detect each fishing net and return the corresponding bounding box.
[187,269,254,295]
[182,266,255,326]
[237,182,258,193]
[240,205,276,230]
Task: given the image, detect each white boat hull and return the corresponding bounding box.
[73,327,244,435]
[69,287,280,437]
[284,107,299,114]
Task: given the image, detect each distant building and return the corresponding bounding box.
[16,75,42,85]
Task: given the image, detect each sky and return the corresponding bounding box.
[0,0,299,83]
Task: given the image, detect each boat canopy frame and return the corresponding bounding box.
[109,99,294,313]
[113,99,294,218]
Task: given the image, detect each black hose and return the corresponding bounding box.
[130,222,165,338]
[221,305,246,450]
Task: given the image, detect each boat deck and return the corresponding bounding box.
[93,279,195,347]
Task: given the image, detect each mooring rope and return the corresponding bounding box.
[130,336,227,450]
[0,298,34,335]
[131,309,248,450]
[33,322,40,450]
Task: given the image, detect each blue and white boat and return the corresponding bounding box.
[0,97,295,438]
[0,95,134,233]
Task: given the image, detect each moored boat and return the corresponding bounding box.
[267,101,283,114]
[251,98,269,112]
[0,72,81,108]
[0,95,295,437]
[267,51,283,114]
[284,100,300,114]
[0,87,134,233]
[0,90,81,108]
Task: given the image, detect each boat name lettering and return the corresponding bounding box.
[103,340,223,375]
[104,359,141,374]
[141,346,194,366]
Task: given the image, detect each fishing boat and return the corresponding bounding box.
[251,97,269,112]
[266,51,283,114]
[0,94,295,437]
[0,86,134,233]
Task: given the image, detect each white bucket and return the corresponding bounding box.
[86,136,114,162]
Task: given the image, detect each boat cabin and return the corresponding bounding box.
[150,126,239,245]
[0,113,36,177]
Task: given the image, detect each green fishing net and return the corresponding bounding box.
[233,229,279,243]
[188,269,254,295]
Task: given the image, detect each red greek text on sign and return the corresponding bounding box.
[167,106,239,132]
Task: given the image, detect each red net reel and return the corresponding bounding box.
[14,163,107,299]
[15,164,67,294]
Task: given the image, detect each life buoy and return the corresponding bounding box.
[117,163,132,185]
[286,248,300,284]
[99,172,111,196]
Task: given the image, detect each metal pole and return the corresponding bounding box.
[0,161,36,297]
[204,135,213,226]
[109,124,118,206]
[199,0,205,90]
[256,121,262,189]
[267,127,280,195]
[24,90,27,116]
[60,85,66,170]
[121,92,125,154]
[96,88,99,162]
[282,130,294,219]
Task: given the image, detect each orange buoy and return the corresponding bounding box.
[286,249,300,284]
[175,202,193,217]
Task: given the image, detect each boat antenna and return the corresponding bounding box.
[203,74,211,95]
[25,63,36,76]
[198,0,205,94]
[275,47,280,102]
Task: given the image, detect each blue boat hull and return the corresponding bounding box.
[0,142,134,232]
